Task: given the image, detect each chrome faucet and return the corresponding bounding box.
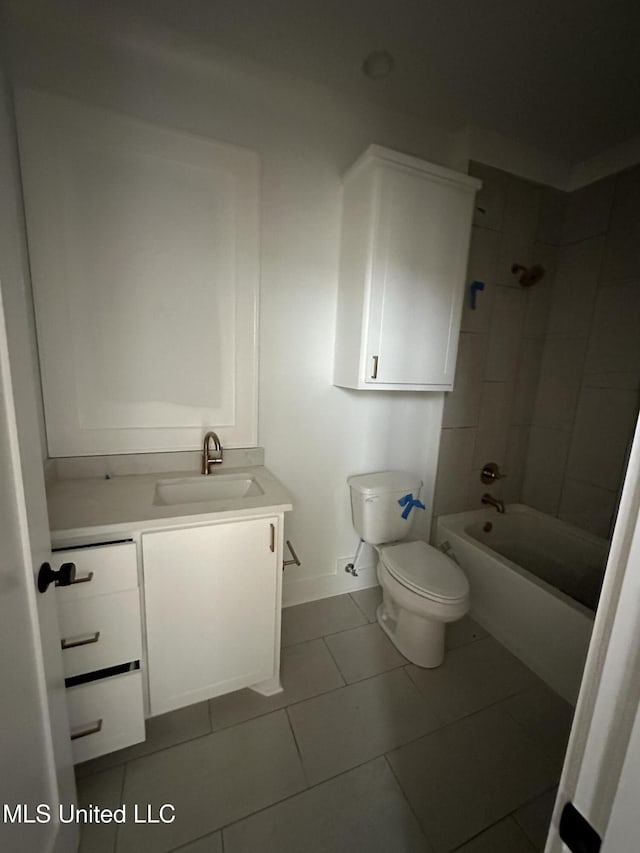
[481,493,505,514]
[202,431,223,474]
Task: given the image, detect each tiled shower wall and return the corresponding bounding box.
[433,162,640,540]
[433,162,563,519]
[522,167,640,537]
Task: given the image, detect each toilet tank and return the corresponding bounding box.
[348,471,423,545]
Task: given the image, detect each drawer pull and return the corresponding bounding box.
[61,631,101,650]
[70,719,103,741]
[70,572,94,585]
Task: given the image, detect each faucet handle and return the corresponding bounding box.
[202,430,223,474]
[480,462,506,484]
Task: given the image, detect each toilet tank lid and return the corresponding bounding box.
[348,471,422,495]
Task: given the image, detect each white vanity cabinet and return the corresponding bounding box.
[142,515,283,716]
[47,463,293,759]
[333,145,480,391]
[54,542,145,763]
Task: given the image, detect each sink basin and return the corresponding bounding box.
[153,473,264,506]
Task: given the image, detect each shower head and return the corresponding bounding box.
[511,263,545,287]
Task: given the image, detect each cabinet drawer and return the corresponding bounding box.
[67,670,145,764]
[59,589,141,679]
[54,542,137,601]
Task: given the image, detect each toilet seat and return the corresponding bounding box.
[379,541,469,605]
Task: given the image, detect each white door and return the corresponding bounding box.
[545,414,640,852]
[0,289,77,852]
[0,75,77,853]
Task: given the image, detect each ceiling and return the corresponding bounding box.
[9,0,640,164]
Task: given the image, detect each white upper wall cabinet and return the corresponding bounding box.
[15,89,259,456]
[333,146,480,391]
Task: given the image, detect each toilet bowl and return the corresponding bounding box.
[347,471,470,668]
[376,540,469,668]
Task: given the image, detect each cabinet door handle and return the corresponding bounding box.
[269,523,275,553]
[70,719,103,740]
[70,571,94,585]
[61,631,100,650]
[371,355,379,379]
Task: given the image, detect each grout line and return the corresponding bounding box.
[560,230,610,250]
[448,815,537,852]
[112,762,127,853]
[76,717,218,779]
[402,662,567,743]
[348,589,377,623]
[471,222,503,235]
[382,754,433,850]
[320,635,348,684]
[555,224,613,520]
[165,829,224,853]
[284,706,310,789]
[207,697,215,734]
[282,618,372,650]
[510,783,559,827]
[214,749,444,842]
[500,694,573,767]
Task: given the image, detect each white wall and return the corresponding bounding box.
[0,70,48,462]
[6,16,460,604]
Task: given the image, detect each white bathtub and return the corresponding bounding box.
[435,504,609,704]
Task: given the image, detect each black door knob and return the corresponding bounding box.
[37,561,76,593]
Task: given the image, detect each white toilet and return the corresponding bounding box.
[348,471,470,668]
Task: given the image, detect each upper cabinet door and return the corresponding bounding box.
[333,146,479,391]
[15,89,259,456]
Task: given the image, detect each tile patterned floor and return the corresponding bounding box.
[77,589,573,853]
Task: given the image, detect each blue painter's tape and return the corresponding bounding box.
[470,280,485,310]
[398,493,426,520]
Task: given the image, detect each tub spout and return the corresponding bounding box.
[481,493,505,513]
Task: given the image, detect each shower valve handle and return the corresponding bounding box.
[480,463,506,484]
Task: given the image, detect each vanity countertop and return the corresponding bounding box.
[47,465,293,542]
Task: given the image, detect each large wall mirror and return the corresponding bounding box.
[16,89,259,456]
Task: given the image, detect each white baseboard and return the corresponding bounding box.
[282,565,379,608]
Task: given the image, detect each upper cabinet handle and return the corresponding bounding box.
[371,355,379,379]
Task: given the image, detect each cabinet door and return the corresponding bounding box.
[366,166,474,387]
[143,518,279,716]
